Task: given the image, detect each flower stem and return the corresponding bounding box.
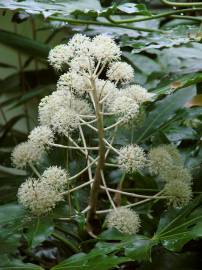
[86,77,106,233]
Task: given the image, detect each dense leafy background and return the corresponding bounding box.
[0,0,202,269]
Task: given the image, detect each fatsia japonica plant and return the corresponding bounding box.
[12,34,193,236]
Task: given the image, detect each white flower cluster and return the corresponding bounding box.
[12,126,54,168]
[12,34,155,219]
[148,145,192,208]
[48,34,152,126]
[106,207,140,235]
[38,90,92,135]
[18,166,68,215]
[48,34,120,70]
[107,61,134,83]
[118,144,147,173]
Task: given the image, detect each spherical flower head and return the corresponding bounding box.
[57,71,90,95]
[118,144,147,173]
[51,107,80,135]
[107,62,134,83]
[68,34,91,56]
[163,145,183,166]
[38,90,73,126]
[11,141,44,169]
[18,177,64,216]
[95,79,117,100]
[131,107,146,130]
[106,207,140,235]
[164,180,192,208]
[109,96,139,123]
[41,166,68,191]
[91,35,121,62]
[70,55,94,72]
[28,126,54,149]
[72,98,92,116]
[160,165,192,184]
[148,146,174,176]
[48,44,73,70]
[124,85,154,104]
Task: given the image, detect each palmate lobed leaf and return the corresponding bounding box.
[134,86,196,143]
[155,195,202,252]
[152,72,202,96]
[51,250,130,270]
[0,0,102,18]
[0,258,44,270]
[24,217,54,249]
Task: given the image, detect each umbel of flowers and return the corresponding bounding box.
[12,34,192,235]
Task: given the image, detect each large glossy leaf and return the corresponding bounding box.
[24,217,54,248]
[52,252,130,270]
[0,203,26,254]
[0,259,44,270]
[134,86,196,143]
[155,195,202,252]
[120,25,198,53]
[153,73,202,95]
[0,0,102,17]
[124,235,156,262]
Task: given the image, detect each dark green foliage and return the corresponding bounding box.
[0,0,202,269]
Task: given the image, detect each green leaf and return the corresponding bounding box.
[153,73,202,96]
[51,251,130,270]
[155,195,202,252]
[0,260,44,269]
[117,3,150,15]
[24,217,54,248]
[0,30,50,58]
[134,86,196,143]
[0,203,26,254]
[99,227,130,241]
[0,0,102,18]
[124,235,157,262]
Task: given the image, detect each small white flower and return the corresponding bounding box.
[109,95,139,123]
[70,55,94,72]
[107,61,134,83]
[48,44,73,70]
[118,144,146,173]
[160,166,192,184]
[12,141,44,169]
[148,146,173,176]
[91,35,121,62]
[68,34,91,56]
[106,207,141,235]
[38,90,73,126]
[148,145,183,177]
[124,85,154,104]
[51,107,80,135]
[95,79,117,100]
[18,177,64,215]
[28,126,54,149]
[164,180,192,208]
[41,166,68,191]
[72,98,93,116]
[57,71,90,95]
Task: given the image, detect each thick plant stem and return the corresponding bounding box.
[161,0,202,7]
[108,8,202,24]
[87,78,105,233]
[48,16,164,33]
